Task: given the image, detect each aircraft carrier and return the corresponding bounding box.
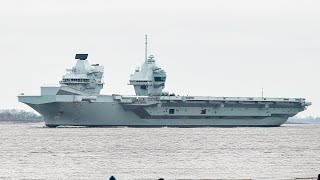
[18,36,311,127]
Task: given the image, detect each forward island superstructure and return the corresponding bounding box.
[18,36,311,127]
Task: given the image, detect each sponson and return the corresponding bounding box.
[18,37,311,127]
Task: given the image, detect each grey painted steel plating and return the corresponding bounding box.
[18,38,311,127]
[128,35,167,96]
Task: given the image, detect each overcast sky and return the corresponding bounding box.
[0,0,319,117]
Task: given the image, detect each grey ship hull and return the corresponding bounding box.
[19,94,307,127]
[17,52,310,127]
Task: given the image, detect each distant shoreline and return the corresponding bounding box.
[285,121,308,124]
[0,109,43,123]
[0,119,43,123]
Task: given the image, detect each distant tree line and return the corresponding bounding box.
[0,109,43,122]
[288,116,320,124]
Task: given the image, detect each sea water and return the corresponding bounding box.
[0,122,319,179]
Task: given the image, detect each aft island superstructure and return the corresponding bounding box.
[18,37,311,127]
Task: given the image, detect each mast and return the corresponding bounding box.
[145,35,148,62]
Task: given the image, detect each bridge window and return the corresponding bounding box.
[140,85,147,90]
[154,77,166,82]
[169,109,175,114]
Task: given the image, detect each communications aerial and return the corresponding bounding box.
[18,36,311,127]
